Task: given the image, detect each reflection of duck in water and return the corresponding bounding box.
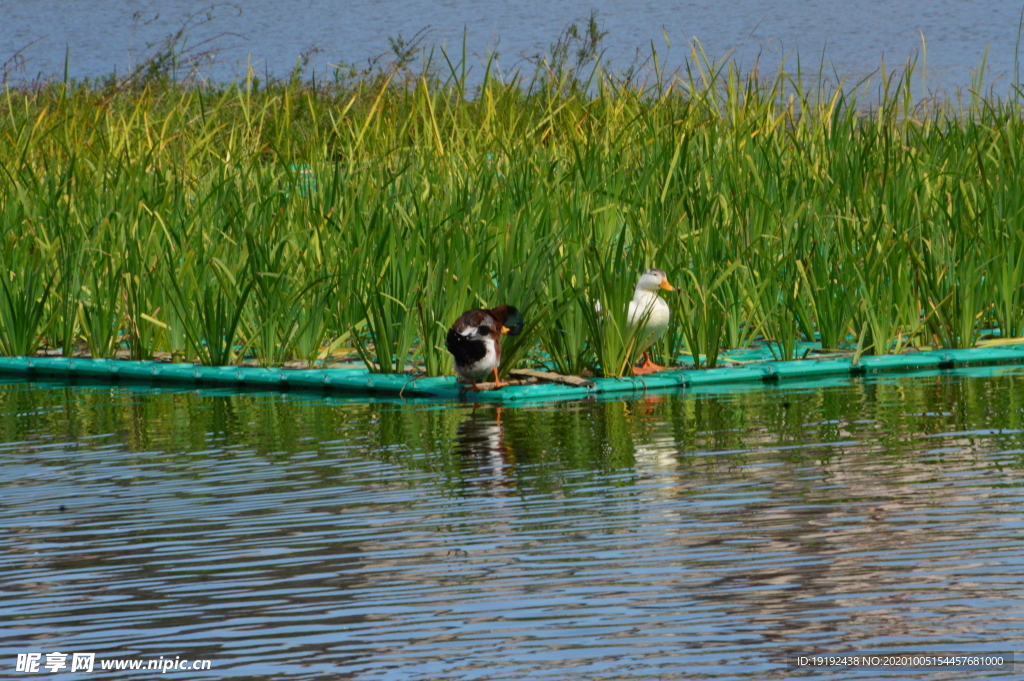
[454,407,514,487]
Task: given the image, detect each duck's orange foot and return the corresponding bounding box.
[480,381,511,390]
[633,355,668,375]
[484,369,510,389]
[632,363,666,376]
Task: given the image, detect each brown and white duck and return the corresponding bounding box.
[445,305,524,389]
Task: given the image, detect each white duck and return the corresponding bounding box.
[628,268,674,374]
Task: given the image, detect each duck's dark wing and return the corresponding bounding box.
[446,325,489,366]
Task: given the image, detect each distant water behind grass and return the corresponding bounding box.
[2,0,1024,93]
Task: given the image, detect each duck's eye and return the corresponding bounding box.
[477,325,491,336]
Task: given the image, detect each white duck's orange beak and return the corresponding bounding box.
[659,278,675,292]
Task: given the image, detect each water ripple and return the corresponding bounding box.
[1,371,1023,679]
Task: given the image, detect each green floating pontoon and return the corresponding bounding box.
[3,343,1024,404]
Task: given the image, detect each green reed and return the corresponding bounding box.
[2,39,1024,375]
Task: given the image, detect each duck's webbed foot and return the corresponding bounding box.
[462,369,509,391]
[488,367,510,389]
[633,352,668,375]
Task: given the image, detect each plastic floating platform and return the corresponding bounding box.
[3,343,1024,404]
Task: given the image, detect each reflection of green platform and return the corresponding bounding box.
[3,343,1024,403]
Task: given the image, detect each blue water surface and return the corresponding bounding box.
[2,367,1023,678]
[2,1,1022,93]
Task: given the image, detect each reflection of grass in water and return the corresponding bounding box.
[4,26,1024,375]
[3,369,1024,493]
[6,372,1024,493]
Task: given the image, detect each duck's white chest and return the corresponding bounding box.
[629,294,670,329]
[628,294,670,347]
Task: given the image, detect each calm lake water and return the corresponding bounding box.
[2,1,1023,93]
[2,368,1023,679]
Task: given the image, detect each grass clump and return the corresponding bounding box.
[3,31,1024,375]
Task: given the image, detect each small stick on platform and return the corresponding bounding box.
[458,378,536,391]
[509,369,596,389]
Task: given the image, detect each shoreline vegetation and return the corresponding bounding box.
[3,21,1024,379]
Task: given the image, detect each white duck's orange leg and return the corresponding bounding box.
[633,351,667,375]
